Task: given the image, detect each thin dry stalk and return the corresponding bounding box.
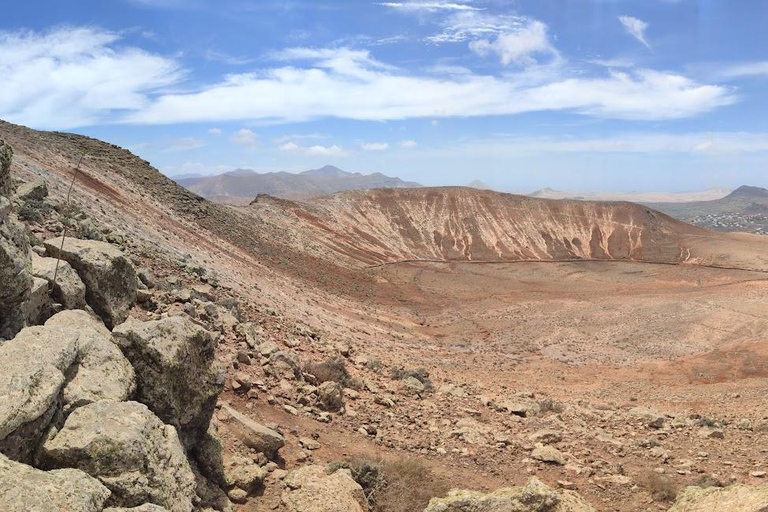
[51,152,87,287]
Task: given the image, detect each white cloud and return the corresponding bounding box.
[120,47,733,124]
[717,61,768,79]
[279,142,351,157]
[230,128,258,147]
[401,140,418,148]
[426,11,526,43]
[0,27,182,129]
[208,127,222,135]
[378,1,481,12]
[161,137,205,152]
[361,142,389,151]
[470,20,559,66]
[619,15,651,49]
[436,132,768,157]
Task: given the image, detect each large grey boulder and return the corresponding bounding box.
[31,252,87,309]
[282,465,369,512]
[43,237,137,328]
[113,315,224,448]
[0,453,111,512]
[14,179,48,202]
[424,478,595,512]
[45,310,136,411]
[39,401,197,512]
[0,140,32,339]
[105,506,170,512]
[218,403,284,460]
[0,323,80,462]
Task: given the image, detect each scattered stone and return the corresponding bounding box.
[218,403,284,460]
[698,428,725,439]
[43,237,138,328]
[317,381,344,412]
[401,376,426,395]
[529,429,563,445]
[629,407,667,429]
[531,444,566,465]
[299,437,321,450]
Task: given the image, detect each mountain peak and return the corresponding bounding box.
[301,165,349,178]
[726,185,768,198]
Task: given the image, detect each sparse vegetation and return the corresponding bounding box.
[638,470,679,502]
[17,200,53,223]
[305,357,360,389]
[330,456,449,512]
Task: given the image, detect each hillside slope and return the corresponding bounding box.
[246,187,768,271]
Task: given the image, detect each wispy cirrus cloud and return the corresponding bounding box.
[469,20,560,66]
[619,15,651,49]
[378,1,481,13]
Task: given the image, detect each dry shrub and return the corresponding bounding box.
[638,470,679,502]
[390,366,433,390]
[332,456,449,512]
[305,357,352,386]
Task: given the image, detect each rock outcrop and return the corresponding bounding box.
[113,315,224,448]
[281,465,369,512]
[0,140,32,338]
[39,401,197,512]
[668,483,768,511]
[43,237,137,328]
[0,453,111,512]
[30,252,87,309]
[424,478,595,512]
[45,310,136,411]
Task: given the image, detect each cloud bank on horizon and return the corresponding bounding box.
[0,0,767,191]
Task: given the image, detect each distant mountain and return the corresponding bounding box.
[174,165,422,204]
[528,187,732,203]
[170,172,204,181]
[647,185,768,235]
[467,180,492,190]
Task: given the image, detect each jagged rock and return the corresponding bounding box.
[282,465,369,512]
[39,401,197,512]
[192,417,227,487]
[15,179,48,201]
[0,323,80,462]
[218,403,284,460]
[0,140,32,338]
[45,310,136,411]
[317,381,344,412]
[104,506,170,512]
[499,398,541,418]
[424,477,595,512]
[113,315,224,448]
[267,350,301,379]
[668,483,768,511]
[31,252,87,309]
[0,453,111,512]
[237,322,262,348]
[43,237,137,328]
[529,430,563,445]
[23,276,52,324]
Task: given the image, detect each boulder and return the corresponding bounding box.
[282,465,368,512]
[43,237,137,329]
[113,316,224,448]
[0,140,32,338]
[424,477,595,512]
[401,376,426,395]
[222,454,265,493]
[0,323,80,462]
[31,252,87,309]
[531,444,567,465]
[23,276,52,324]
[628,407,667,429]
[668,483,768,511]
[15,180,48,202]
[39,401,197,512]
[317,381,344,412]
[218,403,284,460]
[0,453,111,512]
[45,310,136,411]
[192,416,227,486]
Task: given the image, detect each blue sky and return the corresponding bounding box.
[1,0,767,191]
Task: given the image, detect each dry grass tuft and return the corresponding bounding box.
[638,470,679,503]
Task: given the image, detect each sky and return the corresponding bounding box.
[1,0,767,192]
